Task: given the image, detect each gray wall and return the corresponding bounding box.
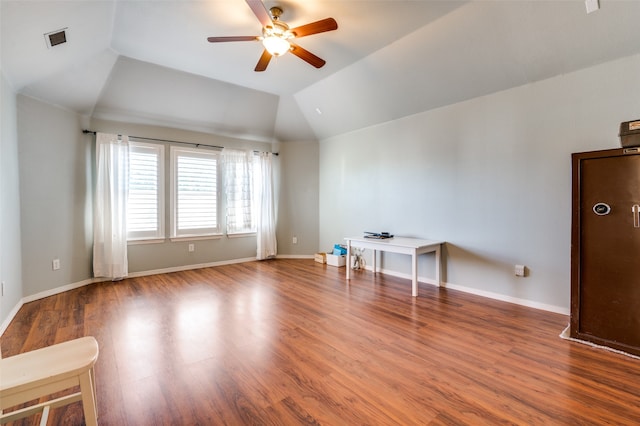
[9,99,318,307]
[17,95,93,296]
[89,118,269,273]
[319,53,640,313]
[1,72,23,327]
[276,141,320,255]
[7,50,640,324]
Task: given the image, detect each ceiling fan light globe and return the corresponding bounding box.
[263,36,290,56]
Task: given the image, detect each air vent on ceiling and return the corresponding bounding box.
[44,28,68,49]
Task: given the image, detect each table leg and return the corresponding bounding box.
[346,240,351,280]
[411,251,418,297]
[372,249,377,274]
[435,245,441,287]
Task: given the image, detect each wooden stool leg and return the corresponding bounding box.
[39,406,50,426]
[90,366,98,417]
[78,370,98,426]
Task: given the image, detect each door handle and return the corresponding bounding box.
[633,205,640,228]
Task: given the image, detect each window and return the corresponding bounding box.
[127,142,164,240]
[171,147,220,238]
[223,150,256,235]
[122,141,261,242]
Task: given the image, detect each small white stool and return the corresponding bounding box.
[0,336,99,426]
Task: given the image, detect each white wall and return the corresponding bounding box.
[1,72,23,329]
[319,53,640,313]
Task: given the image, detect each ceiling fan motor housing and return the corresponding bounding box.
[269,6,284,20]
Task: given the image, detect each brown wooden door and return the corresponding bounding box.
[571,149,640,355]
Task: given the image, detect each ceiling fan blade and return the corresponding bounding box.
[289,43,326,68]
[290,18,338,38]
[207,36,259,43]
[255,50,273,72]
[246,0,273,28]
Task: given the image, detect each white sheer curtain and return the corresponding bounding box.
[223,149,253,234]
[93,133,129,279]
[254,152,277,259]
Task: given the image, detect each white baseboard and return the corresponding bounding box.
[1,299,25,337]
[126,257,258,278]
[0,257,258,337]
[1,257,568,337]
[443,281,569,315]
[275,254,315,259]
[370,266,569,315]
[559,325,640,360]
[22,278,100,304]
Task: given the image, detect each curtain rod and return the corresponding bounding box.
[82,130,278,155]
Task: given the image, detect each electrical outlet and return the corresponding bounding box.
[292,236,298,244]
[515,264,526,277]
[188,243,195,253]
[52,259,61,270]
[585,0,599,14]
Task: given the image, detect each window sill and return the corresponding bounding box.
[128,238,166,245]
[170,235,224,243]
[227,232,257,239]
[127,233,254,244]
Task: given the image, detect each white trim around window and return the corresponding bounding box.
[127,141,165,241]
[170,146,222,238]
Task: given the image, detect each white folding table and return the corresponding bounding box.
[345,237,444,297]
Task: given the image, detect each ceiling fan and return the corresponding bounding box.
[207,0,338,72]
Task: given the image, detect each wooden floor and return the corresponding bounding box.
[2,259,640,425]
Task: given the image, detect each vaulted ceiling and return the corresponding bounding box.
[2,1,640,142]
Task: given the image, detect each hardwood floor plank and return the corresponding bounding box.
[264,396,321,425]
[2,259,640,425]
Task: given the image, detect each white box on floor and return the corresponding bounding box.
[326,254,346,267]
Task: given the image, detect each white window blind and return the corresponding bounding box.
[171,147,220,237]
[127,142,164,240]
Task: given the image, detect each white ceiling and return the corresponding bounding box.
[2,0,640,142]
